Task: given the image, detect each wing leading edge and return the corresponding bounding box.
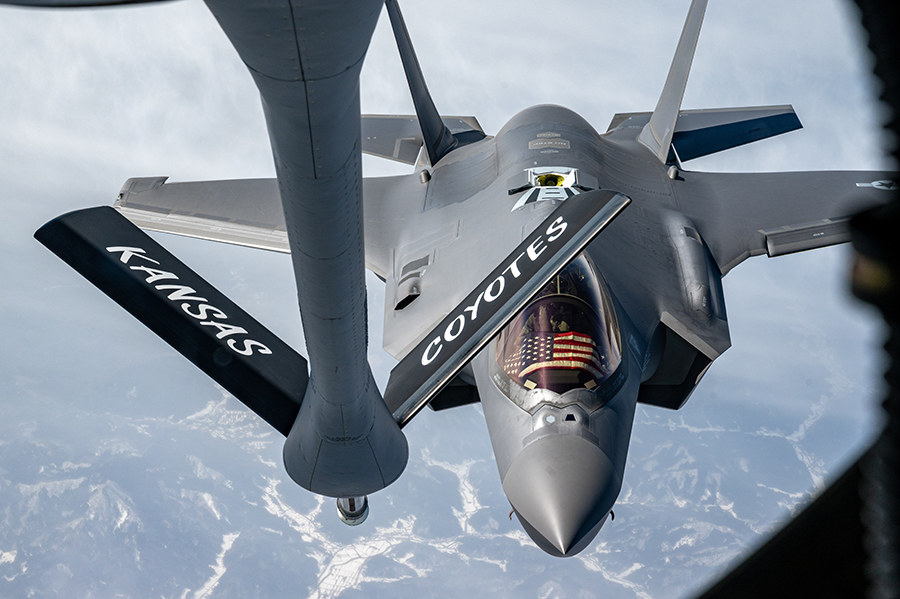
[676,170,896,274]
[113,173,426,281]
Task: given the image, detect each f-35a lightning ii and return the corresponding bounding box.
[7,0,894,557]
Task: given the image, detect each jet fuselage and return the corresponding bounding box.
[404,103,726,556]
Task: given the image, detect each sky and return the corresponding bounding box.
[0,0,895,597]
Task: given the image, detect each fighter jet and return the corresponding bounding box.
[7,0,894,557]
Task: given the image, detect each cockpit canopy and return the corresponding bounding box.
[495,254,622,395]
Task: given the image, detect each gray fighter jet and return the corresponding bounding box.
[8,0,894,557]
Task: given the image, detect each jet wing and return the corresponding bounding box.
[676,170,896,274]
[114,174,426,281]
[114,177,288,252]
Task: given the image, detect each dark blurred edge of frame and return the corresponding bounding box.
[695,1,900,598]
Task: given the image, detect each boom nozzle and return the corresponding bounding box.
[336,496,369,526]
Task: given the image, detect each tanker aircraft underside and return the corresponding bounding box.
[6,0,895,556]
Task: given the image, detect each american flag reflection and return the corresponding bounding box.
[502,331,607,381]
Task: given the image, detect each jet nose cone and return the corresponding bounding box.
[503,434,619,557]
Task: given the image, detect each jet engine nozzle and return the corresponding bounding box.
[336,496,369,526]
[503,434,619,557]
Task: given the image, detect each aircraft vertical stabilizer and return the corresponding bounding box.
[638,0,709,163]
[384,0,485,165]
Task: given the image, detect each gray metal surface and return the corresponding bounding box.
[674,169,895,273]
[202,0,407,496]
[384,0,457,166]
[384,191,631,427]
[502,435,617,557]
[112,174,428,280]
[115,177,289,252]
[638,0,709,162]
